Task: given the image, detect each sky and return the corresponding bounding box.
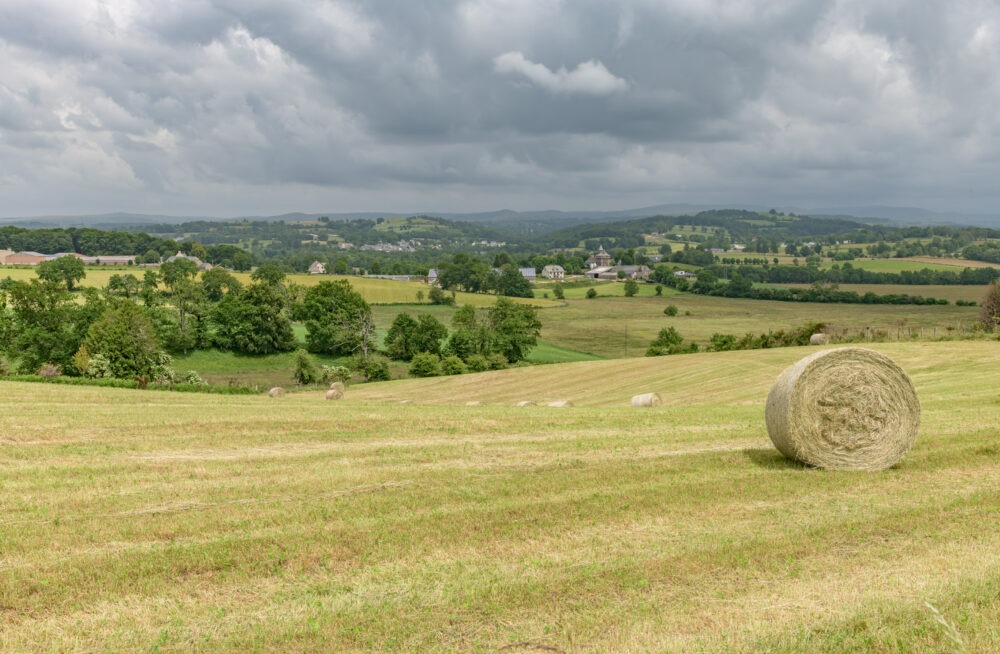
[1,0,999,218]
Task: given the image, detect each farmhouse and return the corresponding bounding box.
[673,270,696,279]
[585,246,613,269]
[308,261,326,274]
[3,251,47,265]
[426,268,438,284]
[166,250,213,271]
[518,267,537,281]
[586,264,652,281]
[541,264,565,280]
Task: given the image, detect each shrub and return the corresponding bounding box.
[624,279,639,297]
[292,349,319,385]
[552,285,565,300]
[355,354,390,382]
[320,365,351,385]
[487,353,508,370]
[655,284,663,296]
[428,286,455,305]
[85,354,114,379]
[664,304,678,316]
[37,362,61,378]
[409,352,441,377]
[465,354,489,372]
[440,355,468,376]
[182,370,207,386]
[585,288,597,299]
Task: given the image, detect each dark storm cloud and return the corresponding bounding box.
[0,0,998,216]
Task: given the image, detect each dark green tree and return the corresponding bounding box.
[82,301,168,380]
[623,279,639,297]
[212,282,296,355]
[982,282,1000,330]
[201,267,243,302]
[300,280,375,357]
[484,298,541,363]
[36,256,86,291]
[494,265,534,298]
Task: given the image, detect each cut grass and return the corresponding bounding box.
[1,342,998,651]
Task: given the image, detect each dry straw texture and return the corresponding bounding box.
[631,392,662,407]
[765,347,920,471]
[515,401,536,407]
[325,389,343,401]
[329,381,346,393]
[267,387,285,398]
[465,401,483,406]
[809,333,831,345]
[547,400,574,408]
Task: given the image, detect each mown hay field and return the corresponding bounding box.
[2,342,999,652]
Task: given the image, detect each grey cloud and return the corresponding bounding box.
[0,0,998,217]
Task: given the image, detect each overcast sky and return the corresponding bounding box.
[2,0,999,218]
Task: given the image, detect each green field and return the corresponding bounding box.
[2,342,999,651]
[773,283,992,303]
[819,258,975,273]
[538,291,983,358]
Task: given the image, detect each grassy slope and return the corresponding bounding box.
[2,342,999,652]
[540,291,982,359]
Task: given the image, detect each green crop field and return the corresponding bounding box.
[2,341,998,652]
[537,291,984,358]
[773,283,992,303]
[819,258,974,273]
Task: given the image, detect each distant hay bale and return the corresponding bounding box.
[547,400,573,408]
[765,348,920,471]
[329,381,346,393]
[515,401,536,407]
[398,399,412,405]
[267,387,285,398]
[325,388,343,401]
[809,333,831,345]
[465,401,483,406]
[631,392,662,407]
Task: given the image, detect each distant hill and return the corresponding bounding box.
[3,203,998,232]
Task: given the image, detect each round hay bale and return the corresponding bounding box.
[267,387,285,398]
[325,388,343,401]
[631,392,662,407]
[809,333,831,346]
[465,401,483,406]
[765,348,920,470]
[329,381,346,393]
[515,400,536,407]
[547,400,573,408]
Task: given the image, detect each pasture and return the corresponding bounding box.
[2,342,998,651]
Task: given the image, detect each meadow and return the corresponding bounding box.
[2,341,998,652]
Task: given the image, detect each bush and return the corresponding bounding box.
[664,304,678,316]
[487,353,509,370]
[292,348,319,385]
[428,286,455,306]
[464,354,489,372]
[409,352,441,377]
[585,288,597,299]
[320,365,351,385]
[440,355,468,376]
[182,370,207,386]
[655,284,663,296]
[552,285,565,300]
[37,363,61,378]
[355,354,390,382]
[85,354,114,379]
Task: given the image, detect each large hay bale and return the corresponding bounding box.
[515,401,536,407]
[547,400,573,408]
[325,388,343,401]
[809,333,831,345]
[631,392,662,407]
[329,381,346,393]
[267,387,285,398]
[765,348,920,470]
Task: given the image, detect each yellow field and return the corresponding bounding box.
[2,342,999,651]
[0,266,559,308]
